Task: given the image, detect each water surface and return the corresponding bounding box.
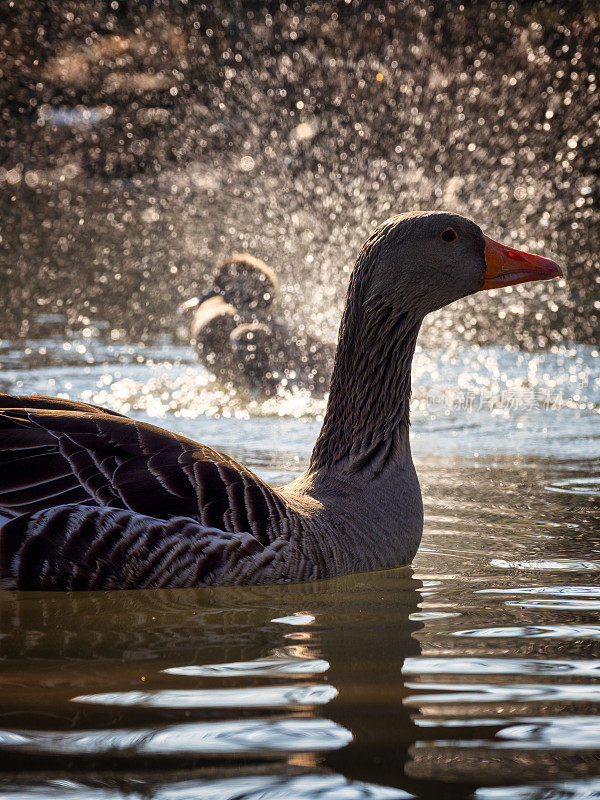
[0,339,598,799]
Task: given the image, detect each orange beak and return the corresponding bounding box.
[483,235,563,290]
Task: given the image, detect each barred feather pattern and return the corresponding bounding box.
[0,505,316,590]
[0,395,324,590]
[309,227,423,473]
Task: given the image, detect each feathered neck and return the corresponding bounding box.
[310,251,422,476]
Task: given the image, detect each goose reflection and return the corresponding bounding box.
[0,569,423,797]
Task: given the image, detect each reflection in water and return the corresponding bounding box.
[404,658,600,678]
[0,773,414,799]
[403,457,600,791]
[475,780,600,800]
[545,478,600,497]
[0,572,423,795]
[496,718,600,749]
[505,600,600,611]
[72,684,338,709]
[0,717,351,755]
[406,683,600,704]
[163,654,330,677]
[451,626,600,640]
[272,613,317,625]
[490,559,600,572]
[477,587,600,596]
[1,1,599,793]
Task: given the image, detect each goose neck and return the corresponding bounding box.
[310,301,422,475]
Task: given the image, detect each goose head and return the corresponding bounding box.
[359,211,562,317]
[208,254,279,313]
[179,254,279,318]
[311,211,562,473]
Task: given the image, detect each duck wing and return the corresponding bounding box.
[0,395,286,546]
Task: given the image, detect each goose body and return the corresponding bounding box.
[183,253,334,395]
[0,212,561,590]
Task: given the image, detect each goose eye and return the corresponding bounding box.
[440,228,458,243]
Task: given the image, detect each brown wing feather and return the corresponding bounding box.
[0,394,127,416]
[0,394,285,545]
[0,504,287,590]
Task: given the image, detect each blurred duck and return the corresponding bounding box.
[0,212,561,590]
[180,254,334,395]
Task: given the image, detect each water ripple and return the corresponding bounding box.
[476,778,600,800]
[452,625,600,639]
[406,683,600,704]
[403,657,600,677]
[0,774,413,800]
[271,614,315,625]
[476,586,600,596]
[497,716,600,748]
[430,717,600,752]
[490,559,600,571]
[545,477,600,497]
[72,684,337,709]
[163,655,329,677]
[505,598,600,611]
[0,717,352,755]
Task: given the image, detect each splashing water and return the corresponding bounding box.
[0,2,597,349]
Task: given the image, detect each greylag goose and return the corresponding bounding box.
[180,254,334,395]
[0,212,561,590]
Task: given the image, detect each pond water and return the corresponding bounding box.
[0,338,598,798]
